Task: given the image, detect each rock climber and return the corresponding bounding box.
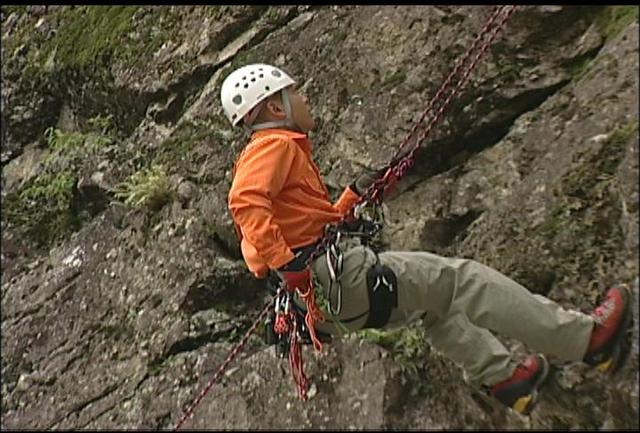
[220,63,633,414]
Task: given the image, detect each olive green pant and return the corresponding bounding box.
[307,245,595,386]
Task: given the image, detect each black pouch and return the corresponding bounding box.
[362,262,398,329]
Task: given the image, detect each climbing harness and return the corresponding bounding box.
[322,201,385,317]
[173,5,517,429]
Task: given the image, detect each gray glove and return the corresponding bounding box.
[351,166,388,196]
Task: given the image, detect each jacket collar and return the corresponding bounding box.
[251,128,308,141]
[251,128,312,152]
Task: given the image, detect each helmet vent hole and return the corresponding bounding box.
[235,83,239,88]
[244,83,249,89]
[259,74,264,78]
[232,113,237,119]
[265,86,270,91]
[232,95,242,105]
[271,70,281,78]
[251,78,256,82]
[242,76,247,80]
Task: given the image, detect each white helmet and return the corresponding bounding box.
[220,63,295,127]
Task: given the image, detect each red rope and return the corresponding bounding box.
[274,312,290,334]
[287,313,311,400]
[390,5,507,163]
[172,297,274,431]
[369,5,517,203]
[297,280,325,353]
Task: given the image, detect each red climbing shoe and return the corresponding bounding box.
[584,284,633,373]
[489,354,550,414]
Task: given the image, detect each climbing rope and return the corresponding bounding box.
[389,5,508,164]
[172,5,517,429]
[370,5,518,204]
[172,298,273,431]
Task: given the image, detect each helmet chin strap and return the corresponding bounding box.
[247,89,304,133]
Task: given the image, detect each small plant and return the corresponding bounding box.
[18,171,76,207]
[115,164,173,211]
[44,126,86,153]
[357,325,428,375]
[87,113,115,135]
[44,126,112,157]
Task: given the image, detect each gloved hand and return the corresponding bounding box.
[277,254,311,293]
[351,151,411,197]
[351,166,389,196]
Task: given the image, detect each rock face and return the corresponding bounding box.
[1,5,638,430]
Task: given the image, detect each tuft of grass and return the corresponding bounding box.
[43,126,113,166]
[2,121,119,247]
[86,113,115,135]
[357,325,428,375]
[114,164,173,212]
[44,127,86,153]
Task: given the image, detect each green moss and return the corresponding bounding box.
[537,121,637,278]
[153,119,234,173]
[561,121,637,199]
[155,122,204,165]
[382,70,407,88]
[224,50,255,83]
[43,6,138,70]
[556,6,636,83]
[2,121,118,248]
[1,5,28,16]
[147,357,170,376]
[595,6,638,41]
[495,61,525,83]
[203,5,230,19]
[565,52,597,81]
[8,6,187,79]
[4,171,79,247]
[263,6,282,24]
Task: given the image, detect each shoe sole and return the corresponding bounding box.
[595,284,634,375]
[512,354,550,415]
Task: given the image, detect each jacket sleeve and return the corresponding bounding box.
[333,185,361,216]
[228,138,296,270]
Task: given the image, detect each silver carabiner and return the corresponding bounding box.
[353,201,367,220]
[324,236,344,316]
[327,278,342,316]
[275,293,282,313]
[283,293,291,314]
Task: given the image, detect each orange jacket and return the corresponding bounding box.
[228,129,360,278]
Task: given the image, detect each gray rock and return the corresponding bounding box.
[1,5,637,431]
